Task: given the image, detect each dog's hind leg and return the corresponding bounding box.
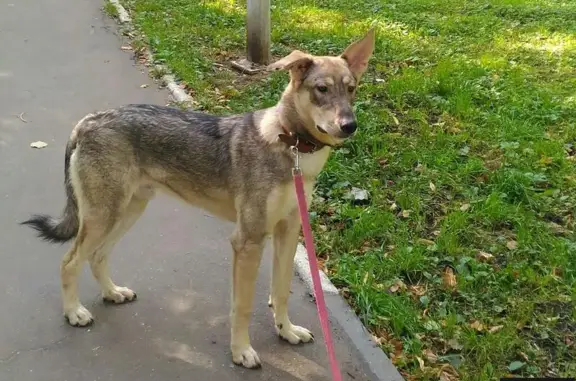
[229,206,266,369]
[270,216,314,344]
[89,194,150,304]
[61,214,117,326]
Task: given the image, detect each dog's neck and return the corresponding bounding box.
[264,98,333,154]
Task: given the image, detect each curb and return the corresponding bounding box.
[105,2,403,380]
[106,0,193,106]
[294,244,404,381]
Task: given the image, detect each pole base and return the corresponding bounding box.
[230,58,266,75]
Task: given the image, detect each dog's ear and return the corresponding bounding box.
[340,28,376,81]
[267,50,314,83]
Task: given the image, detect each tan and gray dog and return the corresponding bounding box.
[22,29,375,369]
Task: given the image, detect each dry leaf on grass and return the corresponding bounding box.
[506,240,518,250]
[442,267,457,289]
[409,284,427,296]
[389,279,407,293]
[476,251,494,262]
[401,209,411,218]
[416,356,425,370]
[423,349,438,363]
[489,325,504,333]
[460,203,470,212]
[438,364,460,381]
[30,141,47,149]
[429,182,436,192]
[417,238,435,246]
[470,320,485,332]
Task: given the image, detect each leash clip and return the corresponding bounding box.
[291,138,301,176]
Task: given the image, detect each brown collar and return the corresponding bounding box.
[277,126,330,154]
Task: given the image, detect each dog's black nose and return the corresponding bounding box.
[340,121,358,135]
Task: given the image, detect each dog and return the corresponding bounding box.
[22,28,375,369]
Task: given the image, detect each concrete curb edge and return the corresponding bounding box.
[294,244,404,381]
[106,0,193,106]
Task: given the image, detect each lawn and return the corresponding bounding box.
[116,0,575,379]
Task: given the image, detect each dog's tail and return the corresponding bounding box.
[21,138,79,243]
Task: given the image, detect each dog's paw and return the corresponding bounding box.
[103,286,137,304]
[232,346,262,369]
[65,305,94,327]
[277,323,314,345]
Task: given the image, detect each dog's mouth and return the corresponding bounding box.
[316,125,328,134]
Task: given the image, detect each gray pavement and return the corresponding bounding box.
[0,0,376,380]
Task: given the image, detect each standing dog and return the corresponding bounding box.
[22,29,375,368]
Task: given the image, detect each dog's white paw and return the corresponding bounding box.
[232,345,261,369]
[65,305,94,327]
[103,286,137,304]
[277,323,314,344]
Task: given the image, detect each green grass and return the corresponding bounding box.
[119,0,576,379]
[103,0,119,18]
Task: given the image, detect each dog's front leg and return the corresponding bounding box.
[229,227,265,369]
[270,215,314,344]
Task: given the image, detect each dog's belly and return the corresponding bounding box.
[147,181,237,222]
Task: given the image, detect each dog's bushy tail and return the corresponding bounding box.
[22,139,79,243]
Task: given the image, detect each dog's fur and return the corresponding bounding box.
[22,29,375,368]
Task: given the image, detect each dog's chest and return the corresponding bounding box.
[265,149,329,230]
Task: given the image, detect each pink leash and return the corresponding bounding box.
[292,146,343,381]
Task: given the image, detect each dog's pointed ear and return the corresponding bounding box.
[267,50,314,83]
[340,28,376,80]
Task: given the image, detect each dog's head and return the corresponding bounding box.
[269,28,376,146]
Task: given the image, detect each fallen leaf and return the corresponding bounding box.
[140,84,149,88]
[506,240,518,250]
[417,238,435,246]
[470,320,485,332]
[460,203,470,212]
[429,182,436,192]
[447,339,463,351]
[30,141,48,149]
[389,280,406,293]
[416,356,425,370]
[438,364,460,381]
[507,361,525,372]
[549,222,569,236]
[489,325,504,333]
[409,284,427,296]
[401,209,411,218]
[423,349,438,363]
[442,267,457,289]
[476,251,494,262]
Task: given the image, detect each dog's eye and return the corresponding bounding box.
[317,85,328,93]
[348,86,356,93]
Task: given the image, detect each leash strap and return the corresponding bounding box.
[292,148,342,381]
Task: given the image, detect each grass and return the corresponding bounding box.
[118,0,576,379]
